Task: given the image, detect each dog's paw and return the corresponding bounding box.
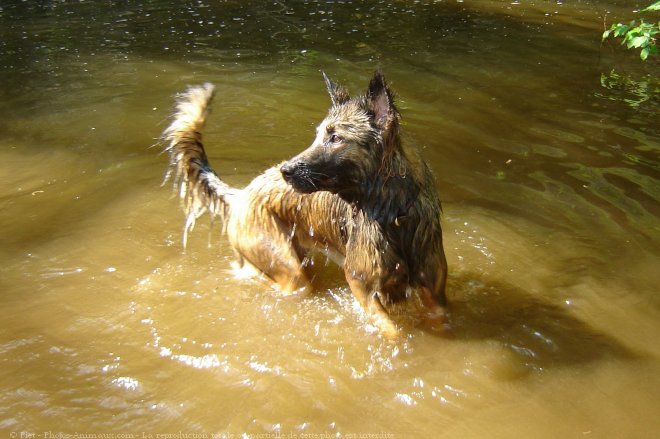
[372,314,400,341]
[271,284,312,299]
[421,306,452,337]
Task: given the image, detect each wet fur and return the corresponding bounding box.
[160,72,448,337]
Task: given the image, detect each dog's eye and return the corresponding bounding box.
[329,134,343,144]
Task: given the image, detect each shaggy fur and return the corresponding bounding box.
[160,72,448,337]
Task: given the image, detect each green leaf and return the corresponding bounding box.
[650,23,660,36]
[614,25,629,37]
[641,47,650,60]
[641,1,660,12]
[630,35,649,48]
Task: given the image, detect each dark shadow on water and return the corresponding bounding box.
[433,271,640,374]
[305,259,640,374]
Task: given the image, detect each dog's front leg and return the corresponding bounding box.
[345,272,398,339]
[419,256,450,332]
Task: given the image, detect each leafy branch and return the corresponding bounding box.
[602,1,660,60]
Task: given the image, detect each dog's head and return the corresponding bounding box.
[280,71,401,202]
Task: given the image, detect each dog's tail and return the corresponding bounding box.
[161,83,234,247]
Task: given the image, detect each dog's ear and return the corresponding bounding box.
[323,72,350,106]
[367,71,399,129]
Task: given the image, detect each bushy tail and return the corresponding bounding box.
[161,83,233,247]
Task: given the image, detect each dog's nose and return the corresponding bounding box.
[280,162,296,179]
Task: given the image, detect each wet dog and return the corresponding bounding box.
[160,71,448,337]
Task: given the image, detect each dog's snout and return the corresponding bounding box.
[280,160,317,194]
[280,161,298,180]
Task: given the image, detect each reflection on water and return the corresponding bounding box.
[1,0,659,437]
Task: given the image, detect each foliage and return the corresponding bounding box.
[602,1,660,60]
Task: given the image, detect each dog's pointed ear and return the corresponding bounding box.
[323,72,350,106]
[367,71,398,129]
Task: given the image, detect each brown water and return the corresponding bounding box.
[1,1,659,437]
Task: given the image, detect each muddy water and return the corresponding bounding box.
[1,1,659,437]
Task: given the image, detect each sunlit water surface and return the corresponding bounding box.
[1,1,659,438]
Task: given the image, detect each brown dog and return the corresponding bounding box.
[161,71,448,337]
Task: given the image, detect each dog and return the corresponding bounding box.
[160,71,448,338]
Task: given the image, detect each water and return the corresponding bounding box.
[1,1,659,437]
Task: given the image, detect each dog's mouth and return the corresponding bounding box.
[284,175,318,194]
[280,161,336,194]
